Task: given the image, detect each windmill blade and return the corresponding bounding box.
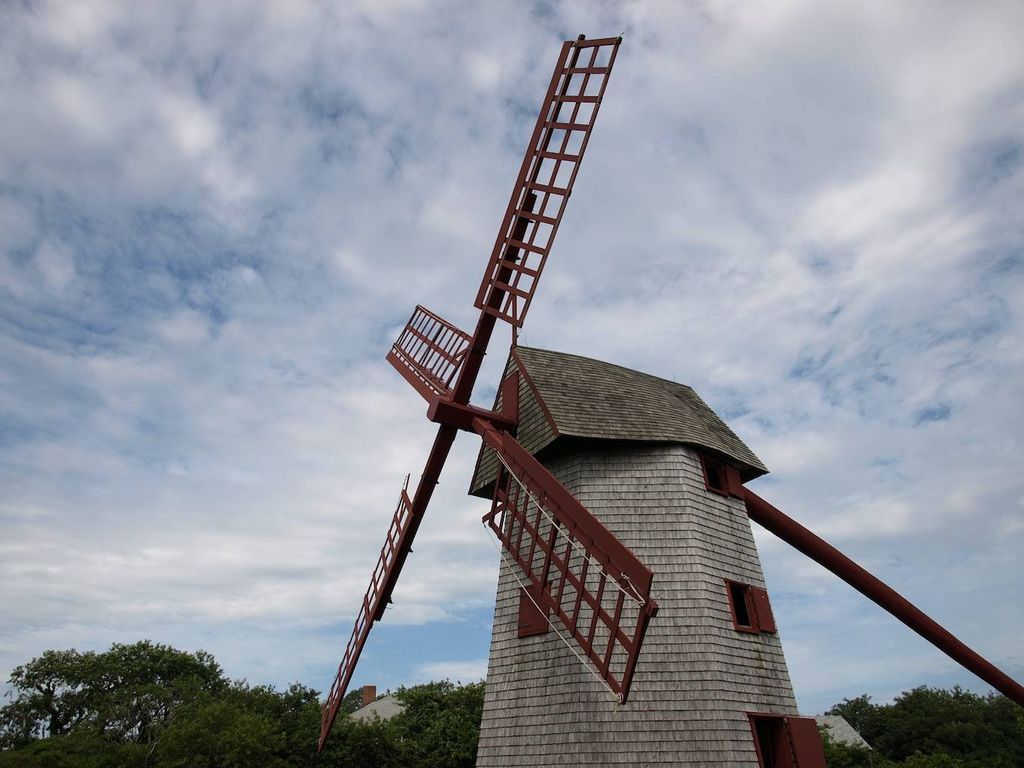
[321,35,629,753]
[387,305,472,402]
[474,418,659,703]
[319,477,414,751]
[475,35,622,329]
[318,420,460,753]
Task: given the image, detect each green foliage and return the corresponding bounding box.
[827,694,878,736]
[319,716,399,768]
[0,641,224,753]
[390,680,485,768]
[826,686,1024,768]
[337,688,365,717]
[0,641,484,768]
[3,642,1021,768]
[821,728,881,768]
[152,683,318,767]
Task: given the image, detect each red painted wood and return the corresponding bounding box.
[725,464,745,498]
[474,37,621,328]
[751,586,777,634]
[319,35,627,752]
[500,370,520,426]
[743,488,1024,708]
[700,454,729,495]
[427,397,516,433]
[387,305,472,401]
[474,419,658,702]
[726,579,760,634]
[786,717,827,768]
[518,584,550,638]
[320,480,414,747]
[748,714,796,768]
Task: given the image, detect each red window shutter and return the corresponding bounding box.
[744,588,761,633]
[725,464,745,497]
[727,580,759,633]
[785,717,826,768]
[748,714,796,768]
[517,583,549,638]
[751,586,777,634]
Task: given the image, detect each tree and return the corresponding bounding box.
[827,686,1024,768]
[337,688,365,717]
[828,694,880,739]
[0,641,224,753]
[389,680,485,768]
[6,641,1018,768]
[1,642,486,767]
[820,728,884,768]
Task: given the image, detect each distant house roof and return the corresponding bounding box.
[815,715,871,748]
[470,346,767,497]
[350,694,406,723]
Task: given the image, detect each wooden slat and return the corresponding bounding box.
[477,423,657,703]
[474,36,621,329]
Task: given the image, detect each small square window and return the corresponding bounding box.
[700,454,743,497]
[703,456,729,494]
[725,580,777,634]
[729,581,754,629]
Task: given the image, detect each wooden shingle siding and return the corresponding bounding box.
[469,347,767,497]
[470,351,559,497]
[476,443,797,767]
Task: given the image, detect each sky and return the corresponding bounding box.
[1,0,1022,717]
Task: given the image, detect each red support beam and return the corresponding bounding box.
[427,397,516,433]
[741,488,1024,708]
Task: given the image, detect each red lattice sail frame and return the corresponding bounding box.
[475,36,622,328]
[386,305,472,400]
[318,36,631,753]
[319,479,413,752]
[477,422,659,702]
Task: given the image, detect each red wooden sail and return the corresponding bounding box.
[474,36,622,328]
[475,420,658,702]
[386,305,472,402]
[319,478,413,751]
[318,35,626,752]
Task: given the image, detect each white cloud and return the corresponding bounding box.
[413,659,488,684]
[33,239,76,292]
[1,0,1022,716]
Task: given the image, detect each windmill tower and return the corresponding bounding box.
[316,33,1024,766]
[468,347,817,767]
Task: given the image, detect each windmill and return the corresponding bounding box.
[318,34,1024,764]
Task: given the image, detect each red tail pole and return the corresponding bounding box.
[741,488,1024,707]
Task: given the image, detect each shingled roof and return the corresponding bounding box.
[469,346,767,497]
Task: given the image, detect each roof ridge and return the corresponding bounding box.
[515,345,696,392]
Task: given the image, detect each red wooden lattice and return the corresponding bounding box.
[386,305,472,402]
[475,36,621,328]
[478,425,658,702]
[319,478,413,752]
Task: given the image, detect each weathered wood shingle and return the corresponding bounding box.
[469,347,767,498]
[475,443,798,767]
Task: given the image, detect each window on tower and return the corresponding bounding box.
[747,714,827,768]
[702,455,729,493]
[700,453,744,497]
[725,579,777,634]
[730,581,754,628]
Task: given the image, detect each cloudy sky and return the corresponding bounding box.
[2,0,1023,716]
